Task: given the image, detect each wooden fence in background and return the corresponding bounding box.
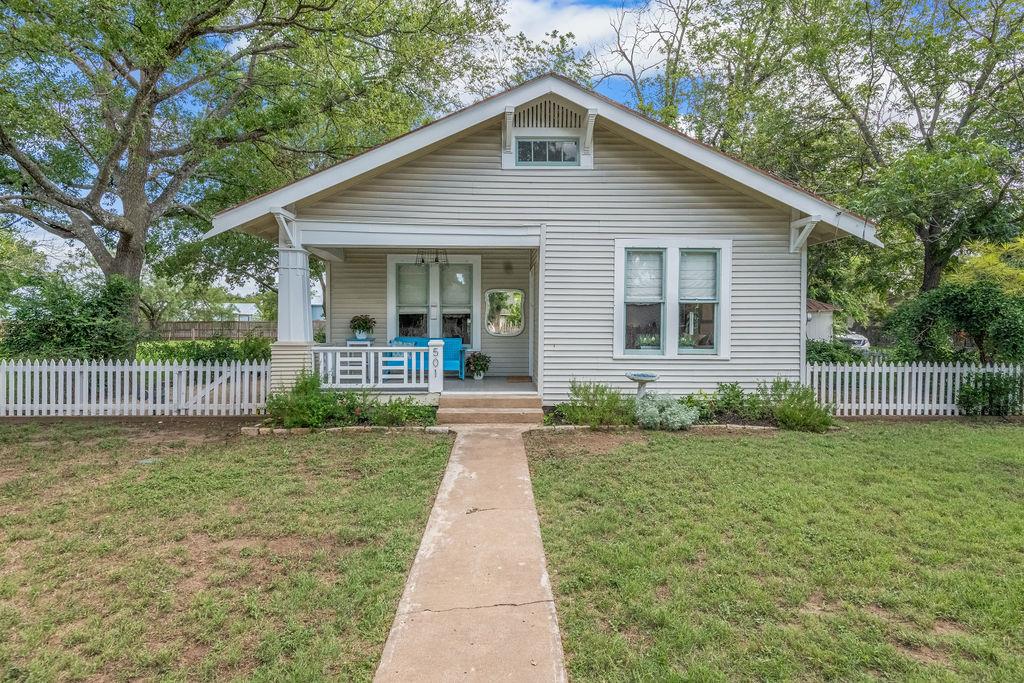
[0,359,270,417]
[807,362,1023,416]
[149,320,326,340]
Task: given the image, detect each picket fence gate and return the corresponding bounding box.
[806,361,1024,417]
[0,359,270,417]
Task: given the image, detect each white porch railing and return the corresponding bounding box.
[313,341,444,391]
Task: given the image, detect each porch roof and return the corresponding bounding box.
[205,74,881,248]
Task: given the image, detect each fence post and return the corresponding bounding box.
[427,340,444,393]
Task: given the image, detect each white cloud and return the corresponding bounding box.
[503,0,618,51]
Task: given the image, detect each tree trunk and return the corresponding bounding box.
[100,226,148,353]
[921,238,944,292]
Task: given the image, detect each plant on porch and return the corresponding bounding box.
[350,315,376,340]
[465,351,491,380]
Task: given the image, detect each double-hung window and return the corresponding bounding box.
[678,250,719,352]
[624,249,665,353]
[615,239,731,358]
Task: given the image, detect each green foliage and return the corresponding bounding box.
[138,275,235,330]
[680,391,717,422]
[556,380,636,427]
[957,372,1024,417]
[349,315,376,333]
[265,373,436,428]
[806,340,865,364]
[136,334,271,362]
[0,275,139,359]
[949,238,1024,297]
[772,386,834,433]
[0,230,45,308]
[466,352,491,375]
[713,383,748,415]
[888,280,1024,363]
[636,393,699,431]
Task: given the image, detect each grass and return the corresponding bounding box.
[0,420,451,681]
[526,422,1024,681]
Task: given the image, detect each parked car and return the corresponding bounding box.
[837,331,871,350]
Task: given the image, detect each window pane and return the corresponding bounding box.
[679,303,716,350]
[398,312,427,337]
[625,249,663,302]
[679,250,717,300]
[516,140,532,162]
[440,264,472,307]
[396,263,428,306]
[532,140,547,162]
[442,313,471,344]
[547,140,561,161]
[485,289,524,336]
[561,140,578,162]
[625,302,662,352]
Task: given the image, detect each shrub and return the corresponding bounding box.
[137,334,271,362]
[265,373,348,428]
[556,380,636,427]
[636,393,699,430]
[806,339,865,364]
[369,397,436,426]
[772,386,834,432]
[713,382,748,415]
[265,375,437,428]
[680,391,717,422]
[957,371,1024,416]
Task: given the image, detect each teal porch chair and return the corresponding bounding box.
[389,336,466,380]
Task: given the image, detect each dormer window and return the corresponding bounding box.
[515,138,579,166]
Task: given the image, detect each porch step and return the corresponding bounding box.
[439,393,542,409]
[436,407,544,425]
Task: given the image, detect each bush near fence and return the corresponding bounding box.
[137,336,271,362]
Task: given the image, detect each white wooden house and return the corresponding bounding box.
[204,74,880,405]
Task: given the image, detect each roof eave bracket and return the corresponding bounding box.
[272,207,300,249]
[583,108,597,154]
[502,106,515,153]
[790,214,821,253]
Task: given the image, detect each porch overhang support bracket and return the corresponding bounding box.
[502,106,515,153]
[583,108,597,154]
[272,207,300,249]
[790,215,821,253]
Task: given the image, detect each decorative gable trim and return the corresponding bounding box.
[500,96,594,170]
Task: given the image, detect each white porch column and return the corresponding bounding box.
[271,245,314,391]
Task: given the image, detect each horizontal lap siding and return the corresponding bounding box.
[306,122,799,402]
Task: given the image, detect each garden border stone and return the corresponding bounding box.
[241,425,455,436]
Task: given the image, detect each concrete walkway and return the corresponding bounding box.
[375,426,566,682]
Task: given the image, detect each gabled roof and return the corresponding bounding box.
[208,74,881,247]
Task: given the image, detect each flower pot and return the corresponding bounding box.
[355,330,368,340]
[473,371,484,380]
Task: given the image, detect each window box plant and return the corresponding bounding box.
[350,315,375,340]
[637,333,661,350]
[466,351,491,380]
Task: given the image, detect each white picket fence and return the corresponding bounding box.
[0,359,270,417]
[807,362,1024,416]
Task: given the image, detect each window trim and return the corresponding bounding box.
[613,238,732,360]
[514,136,581,167]
[484,288,527,337]
[386,254,482,350]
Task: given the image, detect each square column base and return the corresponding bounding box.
[271,342,313,392]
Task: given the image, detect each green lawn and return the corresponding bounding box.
[527,422,1024,681]
[0,421,450,681]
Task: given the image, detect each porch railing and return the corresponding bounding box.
[312,341,444,391]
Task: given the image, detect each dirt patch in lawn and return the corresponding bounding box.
[525,429,649,458]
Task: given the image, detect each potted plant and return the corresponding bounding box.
[466,352,491,380]
[350,315,376,340]
[637,333,661,350]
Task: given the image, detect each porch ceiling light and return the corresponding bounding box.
[416,248,449,265]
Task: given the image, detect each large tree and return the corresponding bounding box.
[0,0,501,321]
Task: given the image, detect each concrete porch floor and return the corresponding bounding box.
[442,375,537,394]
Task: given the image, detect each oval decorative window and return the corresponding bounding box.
[484,289,525,337]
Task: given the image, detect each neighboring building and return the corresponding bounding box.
[228,300,324,322]
[203,74,880,401]
[806,299,838,341]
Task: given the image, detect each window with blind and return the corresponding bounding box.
[396,263,429,337]
[624,249,664,353]
[678,250,718,352]
[614,239,732,358]
[440,264,473,344]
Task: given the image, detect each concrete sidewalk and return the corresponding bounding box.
[375,425,566,682]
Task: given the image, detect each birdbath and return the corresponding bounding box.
[625,371,659,399]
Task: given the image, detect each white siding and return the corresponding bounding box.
[328,249,531,376]
[307,122,799,402]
